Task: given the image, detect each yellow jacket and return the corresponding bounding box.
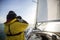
[4,18,28,40]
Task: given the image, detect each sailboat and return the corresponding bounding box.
[28,0,60,40]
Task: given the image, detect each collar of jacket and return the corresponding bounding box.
[5,18,17,25]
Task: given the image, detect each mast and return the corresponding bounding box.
[34,0,39,29]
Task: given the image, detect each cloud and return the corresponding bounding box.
[0,17,6,23]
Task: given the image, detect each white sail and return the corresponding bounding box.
[47,0,59,20]
[37,0,60,23]
[36,0,48,22]
[37,0,60,32]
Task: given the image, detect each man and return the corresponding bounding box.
[4,11,28,40]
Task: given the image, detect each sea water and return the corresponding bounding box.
[0,23,5,40]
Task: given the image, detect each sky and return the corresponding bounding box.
[0,0,37,24]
